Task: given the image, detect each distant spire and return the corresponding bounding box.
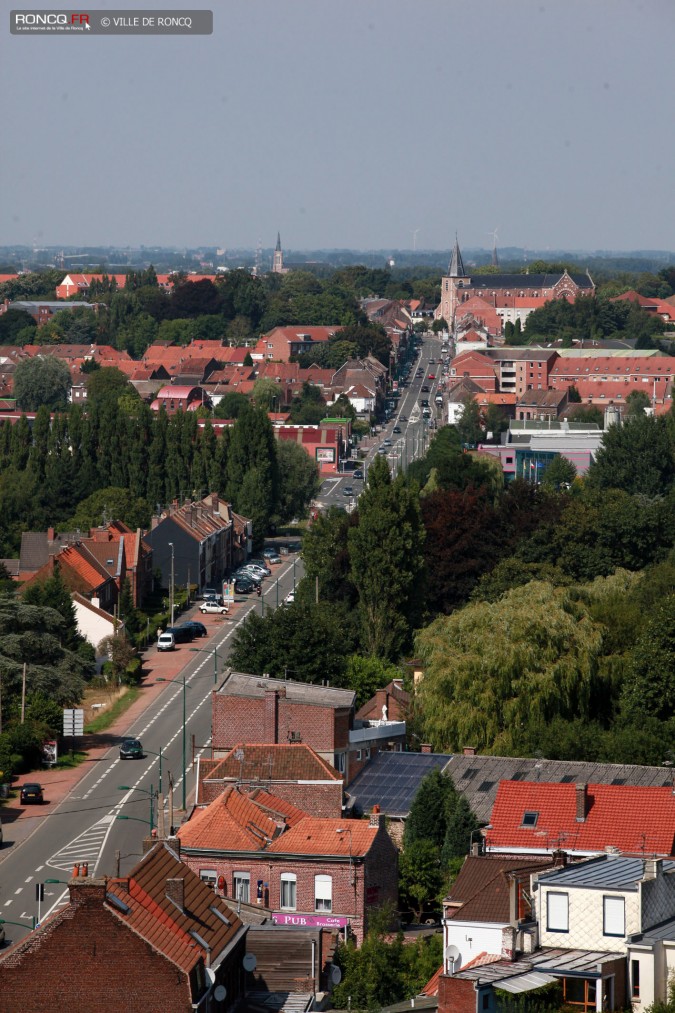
[275,232,281,252]
[448,233,465,277]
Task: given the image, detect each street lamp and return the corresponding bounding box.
[157,675,188,811]
[190,645,223,685]
[141,746,164,793]
[168,541,175,627]
[118,784,157,832]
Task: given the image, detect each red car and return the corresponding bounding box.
[428,373,436,380]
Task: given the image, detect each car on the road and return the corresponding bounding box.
[285,589,296,604]
[420,399,429,407]
[20,782,44,804]
[180,621,207,638]
[343,485,354,497]
[383,438,392,446]
[428,373,436,380]
[393,426,401,434]
[353,469,364,479]
[428,358,435,364]
[263,548,282,563]
[157,631,175,651]
[421,384,430,392]
[199,600,229,615]
[399,415,407,422]
[119,738,144,761]
[377,446,387,454]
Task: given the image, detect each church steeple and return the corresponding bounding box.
[448,234,466,277]
[272,232,284,273]
[275,232,281,252]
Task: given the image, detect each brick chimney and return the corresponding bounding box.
[501,926,516,961]
[264,688,280,742]
[369,805,385,830]
[463,746,476,757]
[166,877,185,912]
[69,875,107,908]
[575,783,587,822]
[421,743,432,754]
[552,849,568,868]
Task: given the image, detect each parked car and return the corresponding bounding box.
[235,569,262,585]
[199,600,229,615]
[119,738,144,760]
[249,560,272,575]
[199,587,222,601]
[263,548,282,563]
[234,578,256,594]
[180,620,208,638]
[20,783,44,804]
[157,631,175,651]
[166,624,195,644]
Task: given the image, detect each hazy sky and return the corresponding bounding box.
[2,0,674,252]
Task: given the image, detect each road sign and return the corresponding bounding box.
[63,709,84,737]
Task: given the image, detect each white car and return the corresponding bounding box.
[285,590,296,604]
[199,601,229,615]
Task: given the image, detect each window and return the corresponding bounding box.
[334,753,346,774]
[603,895,625,937]
[521,811,539,828]
[233,872,250,903]
[546,891,569,932]
[315,874,332,912]
[356,749,362,761]
[482,993,491,1010]
[561,978,596,1010]
[280,873,297,911]
[631,960,640,999]
[199,870,217,887]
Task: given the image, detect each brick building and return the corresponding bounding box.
[0,842,246,1013]
[177,786,398,944]
[212,673,406,783]
[196,742,344,817]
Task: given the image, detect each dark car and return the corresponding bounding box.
[353,469,364,480]
[119,738,144,760]
[421,384,430,392]
[393,426,401,434]
[20,782,44,804]
[166,624,195,644]
[180,621,207,638]
[343,485,354,497]
[234,578,256,594]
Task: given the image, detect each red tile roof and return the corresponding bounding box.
[486,781,675,856]
[267,818,378,858]
[206,743,342,785]
[178,785,303,851]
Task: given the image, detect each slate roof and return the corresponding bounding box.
[487,781,675,856]
[345,751,453,817]
[444,855,555,924]
[218,671,355,710]
[457,273,594,291]
[444,754,675,823]
[106,841,243,971]
[536,854,675,892]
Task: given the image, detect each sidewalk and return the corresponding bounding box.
[0,604,234,855]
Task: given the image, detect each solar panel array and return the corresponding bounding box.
[346,751,453,817]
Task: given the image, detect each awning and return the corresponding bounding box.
[496,972,557,994]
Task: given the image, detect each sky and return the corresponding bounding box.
[1,0,674,252]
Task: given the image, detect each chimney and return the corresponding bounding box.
[47,526,55,542]
[644,858,663,880]
[575,783,587,822]
[501,925,517,961]
[369,805,385,830]
[421,743,432,754]
[264,688,280,743]
[463,746,476,757]
[69,875,107,907]
[166,877,185,912]
[552,849,568,868]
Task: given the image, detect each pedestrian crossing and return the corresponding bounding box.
[46,813,116,873]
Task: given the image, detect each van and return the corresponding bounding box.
[157,631,175,651]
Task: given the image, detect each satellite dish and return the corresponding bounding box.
[243,953,257,972]
[214,985,227,1002]
[445,944,460,969]
[330,965,342,985]
[205,968,216,985]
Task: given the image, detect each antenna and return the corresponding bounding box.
[412,228,420,252]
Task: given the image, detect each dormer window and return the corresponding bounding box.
[521,811,539,828]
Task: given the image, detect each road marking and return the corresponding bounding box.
[14,888,22,894]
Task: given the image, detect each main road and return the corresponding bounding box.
[0,552,303,946]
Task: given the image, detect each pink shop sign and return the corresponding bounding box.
[272,912,349,928]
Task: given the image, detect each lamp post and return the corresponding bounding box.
[0,916,36,933]
[292,557,297,590]
[336,827,355,889]
[157,675,187,811]
[168,541,175,627]
[190,645,222,685]
[118,784,157,832]
[141,747,163,794]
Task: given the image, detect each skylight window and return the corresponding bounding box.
[521,811,539,828]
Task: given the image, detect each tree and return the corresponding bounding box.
[415,581,606,753]
[251,377,281,411]
[224,405,279,547]
[404,768,459,849]
[301,505,358,605]
[66,486,151,532]
[243,351,254,367]
[568,384,582,403]
[97,632,136,685]
[541,454,577,489]
[621,595,675,721]
[0,308,37,345]
[217,391,249,418]
[587,412,675,497]
[455,396,483,447]
[344,655,402,710]
[85,366,138,408]
[348,456,425,659]
[21,567,81,650]
[13,355,71,411]
[625,389,651,418]
[442,794,480,862]
[398,840,444,923]
[275,440,321,523]
[431,317,448,334]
